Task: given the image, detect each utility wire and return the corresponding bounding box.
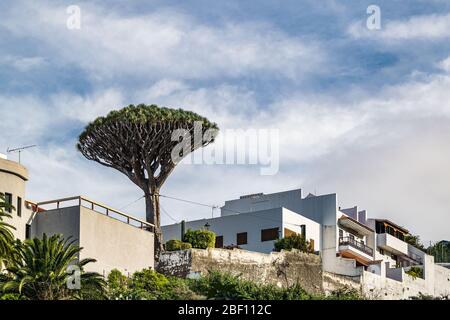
[160,204,178,223]
[118,195,145,211]
[159,193,306,228]
[118,192,306,228]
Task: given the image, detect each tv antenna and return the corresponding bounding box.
[7,145,37,164]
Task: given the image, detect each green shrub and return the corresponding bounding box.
[406,266,424,279]
[274,234,312,253]
[0,293,21,300]
[166,239,192,251]
[325,287,363,300]
[188,271,313,300]
[183,229,216,249]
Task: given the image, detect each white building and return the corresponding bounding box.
[162,188,450,298]
[0,154,155,275]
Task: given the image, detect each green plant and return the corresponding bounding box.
[77,104,218,255]
[274,234,312,253]
[406,266,424,279]
[107,268,199,300]
[2,234,106,300]
[183,229,216,249]
[188,271,313,300]
[0,192,16,268]
[325,287,363,300]
[404,234,426,252]
[166,239,192,251]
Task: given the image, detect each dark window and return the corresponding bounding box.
[379,248,384,255]
[349,234,355,241]
[215,236,223,248]
[339,229,343,238]
[4,193,12,213]
[300,225,306,239]
[17,197,22,217]
[236,232,247,245]
[25,224,31,240]
[261,228,279,242]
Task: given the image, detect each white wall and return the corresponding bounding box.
[282,208,320,251]
[163,207,284,253]
[0,158,34,241]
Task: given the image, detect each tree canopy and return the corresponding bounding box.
[77,104,219,256]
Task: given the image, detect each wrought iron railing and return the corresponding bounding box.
[339,236,373,256]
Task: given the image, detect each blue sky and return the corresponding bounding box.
[1,0,450,243]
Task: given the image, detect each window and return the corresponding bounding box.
[4,193,12,213]
[261,228,279,242]
[25,224,31,240]
[339,229,344,238]
[17,197,22,217]
[300,225,306,239]
[215,236,223,248]
[349,234,355,241]
[236,232,247,245]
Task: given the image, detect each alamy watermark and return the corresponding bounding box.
[66,265,81,290]
[66,5,81,30]
[171,122,279,176]
[366,5,381,30]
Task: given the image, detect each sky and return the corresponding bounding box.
[1,0,450,244]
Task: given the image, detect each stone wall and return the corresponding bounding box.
[157,248,323,295]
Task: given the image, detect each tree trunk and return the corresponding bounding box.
[145,190,164,261]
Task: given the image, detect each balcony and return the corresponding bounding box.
[377,233,408,256]
[339,237,374,265]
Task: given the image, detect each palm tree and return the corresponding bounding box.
[2,234,106,300]
[0,193,15,268]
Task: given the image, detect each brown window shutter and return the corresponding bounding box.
[215,236,224,248]
[236,232,247,245]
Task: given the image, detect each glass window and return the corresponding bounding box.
[17,197,22,217]
[261,228,279,242]
[5,193,12,213]
[215,236,223,248]
[236,232,247,245]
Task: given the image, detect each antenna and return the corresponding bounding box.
[7,145,37,164]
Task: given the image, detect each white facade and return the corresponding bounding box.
[164,188,450,298]
[162,207,320,253]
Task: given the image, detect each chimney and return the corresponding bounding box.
[358,210,367,224]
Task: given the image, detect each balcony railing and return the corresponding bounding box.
[339,236,373,256]
[36,196,155,233]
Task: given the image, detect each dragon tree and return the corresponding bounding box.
[77,104,218,257]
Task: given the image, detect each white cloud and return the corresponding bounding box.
[0,2,325,82]
[0,55,46,71]
[348,12,450,40]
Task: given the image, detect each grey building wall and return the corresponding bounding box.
[32,206,154,276]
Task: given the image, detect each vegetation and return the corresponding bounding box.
[0,193,15,268]
[166,239,192,251]
[1,234,106,300]
[107,268,197,300]
[105,269,362,300]
[404,234,426,252]
[274,234,313,253]
[183,229,216,249]
[427,240,450,263]
[405,266,424,280]
[77,104,218,256]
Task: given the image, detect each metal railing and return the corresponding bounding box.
[339,236,373,256]
[36,196,155,233]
